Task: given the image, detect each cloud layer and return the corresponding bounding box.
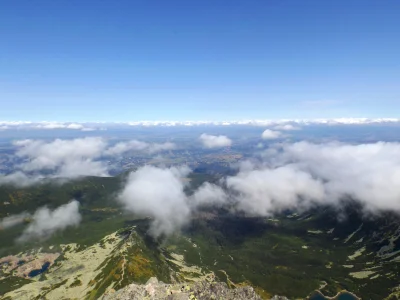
[226,141,400,216]
[15,137,109,177]
[0,121,97,131]
[118,141,400,235]
[0,138,176,186]
[199,134,232,148]
[1,118,399,130]
[4,137,400,239]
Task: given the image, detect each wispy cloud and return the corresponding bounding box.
[17,200,82,242]
[0,212,30,230]
[105,140,175,156]
[0,201,82,242]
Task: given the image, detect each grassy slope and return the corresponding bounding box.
[165,208,400,299]
[0,174,400,299]
[0,176,124,256]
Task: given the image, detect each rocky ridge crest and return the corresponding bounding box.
[101,277,285,300]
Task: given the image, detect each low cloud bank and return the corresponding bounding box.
[199,134,232,148]
[15,137,109,177]
[117,141,400,237]
[226,165,324,215]
[0,138,109,185]
[0,171,44,187]
[0,121,96,131]
[17,200,81,242]
[226,141,400,215]
[34,122,86,130]
[0,137,176,186]
[1,118,400,131]
[4,139,400,239]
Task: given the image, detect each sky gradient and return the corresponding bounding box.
[1,0,399,121]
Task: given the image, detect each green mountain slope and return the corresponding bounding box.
[0,175,400,299]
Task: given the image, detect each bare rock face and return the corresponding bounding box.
[102,277,262,300]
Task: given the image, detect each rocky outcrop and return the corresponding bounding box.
[102,277,263,300]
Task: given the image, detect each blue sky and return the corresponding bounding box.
[1,0,399,121]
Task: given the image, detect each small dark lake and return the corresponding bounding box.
[28,261,50,277]
[17,260,25,266]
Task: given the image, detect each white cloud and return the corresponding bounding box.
[32,122,92,131]
[1,138,109,186]
[66,123,84,130]
[261,129,282,139]
[105,140,175,156]
[17,200,81,242]
[35,122,70,129]
[0,118,400,131]
[274,124,300,131]
[1,137,180,186]
[226,166,325,215]
[14,137,109,177]
[114,118,400,127]
[189,182,228,207]
[57,159,109,178]
[199,134,232,148]
[225,141,400,216]
[0,121,96,131]
[118,165,228,237]
[0,171,44,187]
[118,166,191,237]
[1,138,108,186]
[277,142,400,212]
[105,140,150,155]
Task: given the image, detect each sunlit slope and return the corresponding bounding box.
[1,174,400,299]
